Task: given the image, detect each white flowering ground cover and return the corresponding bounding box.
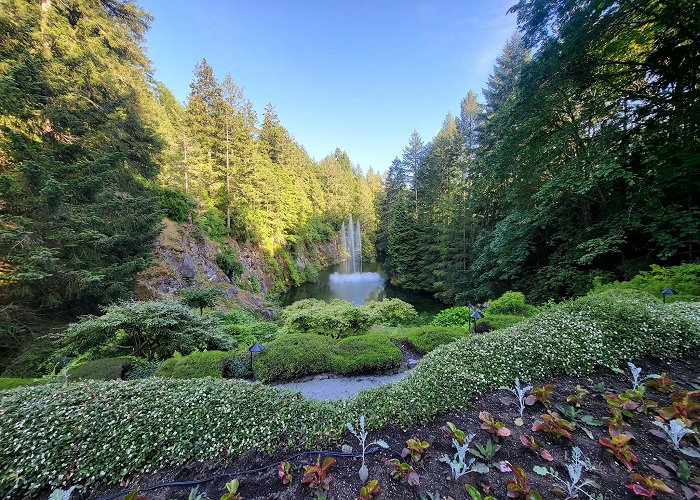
[1,290,698,497]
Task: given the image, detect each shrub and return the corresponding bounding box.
[480,314,525,331]
[2,293,699,497]
[362,299,418,326]
[330,334,402,374]
[57,300,233,361]
[488,291,538,317]
[125,358,157,380]
[474,322,493,333]
[252,334,334,382]
[392,326,469,354]
[0,378,45,391]
[223,322,279,351]
[431,306,473,327]
[66,358,131,381]
[195,209,229,240]
[591,263,700,301]
[157,187,192,222]
[178,286,223,315]
[222,351,252,379]
[215,308,258,325]
[280,299,373,338]
[157,351,228,379]
[216,251,244,282]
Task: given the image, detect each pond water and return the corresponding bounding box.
[281,261,444,313]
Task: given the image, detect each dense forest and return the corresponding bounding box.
[0,0,380,367]
[381,0,699,303]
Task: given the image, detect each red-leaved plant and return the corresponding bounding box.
[277,460,292,485]
[625,474,674,497]
[479,411,511,439]
[301,455,336,496]
[525,385,554,408]
[645,373,676,394]
[504,462,542,499]
[357,479,381,500]
[599,433,638,470]
[386,459,420,487]
[401,436,430,463]
[519,435,554,461]
[532,411,575,439]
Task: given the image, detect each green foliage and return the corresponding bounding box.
[157,187,193,222]
[391,325,469,354]
[157,351,228,379]
[361,299,417,326]
[488,291,538,317]
[223,322,279,351]
[479,314,525,331]
[178,286,224,314]
[330,335,402,375]
[2,292,700,496]
[214,308,258,325]
[280,299,373,338]
[591,264,700,302]
[66,358,131,382]
[125,358,157,380]
[215,251,244,282]
[222,351,252,379]
[57,300,233,361]
[194,209,229,241]
[0,378,45,392]
[431,306,473,327]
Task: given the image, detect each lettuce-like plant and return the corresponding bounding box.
[441,421,468,445]
[501,378,533,420]
[520,435,554,461]
[357,479,380,500]
[277,460,292,485]
[479,411,511,438]
[625,474,674,497]
[656,390,700,425]
[302,455,336,498]
[220,480,242,500]
[401,436,430,463]
[645,373,676,393]
[599,433,638,470]
[505,462,542,499]
[386,459,419,486]
[525,385,554,408]
[532,411,575,439]
[566,385,589,407]
[652,419,700,457]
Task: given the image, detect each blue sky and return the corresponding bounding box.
[139,0,517,172]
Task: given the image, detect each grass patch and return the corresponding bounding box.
[0,378,45,391]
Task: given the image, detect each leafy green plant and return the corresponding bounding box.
[280,299,373,337]
[651,419,700,457]
[469,439,501,462]
[566,385,589,407]
[625,474,674,497]
[391,325,469,353]
[301,455,335,498]
[221,352,251,379]
[270,462,289,487]
[441,421,468,445]
[599,433,638,470]
[179,286,224,315]
[346,416,389,482]
[465,485,495,500]
[645,373,676,393]
[488,291,538,317]
[386,459,419,486]
[48,486,78,500]
[501,377,533,421]
[220,479,241,500]
[532,447,597,498]
[430,306,473,327]
[361,298,417,326]
[157,350,228,379]
[519,435,553,461]
[479,411,511,438]
[401,436,430,463]
[656,390,700,426]
[505,462,542,499]
[216,250,244,282]
[65,357,131,381]
[532,412,575,439]
[187,486,209,500]
[525,385,554,408]
[439,430,488,479]
[357,479,380,500]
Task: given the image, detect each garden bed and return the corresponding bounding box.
[91,355,700,500]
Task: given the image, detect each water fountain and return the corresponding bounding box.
[340,214,362,273]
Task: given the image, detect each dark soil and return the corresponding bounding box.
[89,356,700,500]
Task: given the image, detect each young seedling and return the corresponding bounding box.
[479,411,511,439]
[656,390,700,426]
[566,385,590,407]
[357,479,380,500]
[346,416,389,482]
[439,431,488,479]
[651,419,700,458]
[277,460,292,485]
[466,484,496,500]
[645,373,676,394]
[520,435,554,461]
[301,455,336,499]
[401,436,430,463]
[220,480,242,500]
[557,405,602,439]
[504,462,542,499]
[625,474,674,497]
[469,438,501,462]
[526,385,554,409]
[386,459,420,487]
[599,433,638,470]
[592,382,606,394]
[532,411,575,439]
[187,486,208,500]
[441,421,468,445]
[532,447,597,498]
[628,362,645,390]
[500,378,533,425]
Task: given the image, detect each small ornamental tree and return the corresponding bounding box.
[179,285,223,314]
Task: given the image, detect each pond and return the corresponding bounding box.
[281,261,445,313]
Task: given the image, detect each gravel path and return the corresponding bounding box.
[273,371,409,400]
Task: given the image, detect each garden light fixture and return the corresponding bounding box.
[661,288,676,303]
[249,342,265,366]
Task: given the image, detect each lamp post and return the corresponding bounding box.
[661,288,676,303]
[249,342,265,368]
[470,309,484,332]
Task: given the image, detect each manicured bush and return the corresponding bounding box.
[479,314,525,331]
[591,263,700,301]
[57,300,233,362]
[252,334,334,382]
[280,299,373,338]
[2,292,699,497]
[0,378,45,391]
[157,351,228,379]
[66,358,131,381]
[391,326,469,353]
[223,321,279,350]
[430,306,473,327]
[361,298,418,326]
[487,291,538,316]
[330,334,402,374]
[222,351,252,379]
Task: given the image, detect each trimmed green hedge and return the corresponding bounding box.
[390,326,469,353]
[66,358,132,382]
[157,351,228,379]
[0,378,45,391]
[330,335,402,374]
[478,314,525,331]
[2,291,699,497]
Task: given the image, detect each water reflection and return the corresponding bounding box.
[281,261,444,313]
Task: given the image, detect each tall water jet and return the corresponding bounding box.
[355,217,362,273]
[348,214,356,273]
[338,215,362,274]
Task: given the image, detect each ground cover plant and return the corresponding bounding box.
[1,291,699,497]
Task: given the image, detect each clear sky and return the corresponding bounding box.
[139,0,518,172]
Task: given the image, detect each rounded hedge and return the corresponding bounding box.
[156,350,229,379]
[2,291,699,497]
